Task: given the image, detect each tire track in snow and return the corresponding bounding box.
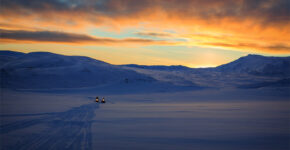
[0,103,99,150]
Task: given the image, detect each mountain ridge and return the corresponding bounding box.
[2,50,289,70]
[0,51,157,89]
[0,50,289,90]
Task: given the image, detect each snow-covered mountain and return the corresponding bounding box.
[122,64,193,71]
[124,54,290,77]
[0,51,289,90]
[0,50,25,67]
[215,54,290,76]
[0,51,155,89]
[122,54,290,88]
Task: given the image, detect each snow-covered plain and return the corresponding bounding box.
[0,51,289,150]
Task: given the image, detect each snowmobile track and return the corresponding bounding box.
[0,103,99,150]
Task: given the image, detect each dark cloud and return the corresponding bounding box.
[0,29,95,42]
[1,0,289,54]
[1,0,289,25]
[267,44,290,51]
[202,42,290,53]
[0,29,169,45]
[136,32,172,37]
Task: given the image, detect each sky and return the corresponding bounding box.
[0,0,289,68]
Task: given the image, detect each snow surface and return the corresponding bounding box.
[1,89,289,150]
[0,51,289,150]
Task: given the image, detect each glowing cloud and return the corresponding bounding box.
[0,29,173,46]
[0,0,289,67]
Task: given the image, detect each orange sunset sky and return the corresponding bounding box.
[0,0,289,67]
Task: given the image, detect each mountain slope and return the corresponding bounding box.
[0,50,25,67]
[124,54,290,77]
[122,54,290,88]
[0,52,155,89]
[122,64,193,71]
[1,51,289,90]
[215,54,290,76]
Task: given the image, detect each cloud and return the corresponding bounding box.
[136,32,173,38]
[181,32,290,54]
[199,42,290,54]
[0,0,289,54]
[1,0,289,25]
[0,29,172,45]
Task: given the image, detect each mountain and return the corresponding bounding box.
[122,64,193,71]
[0,50,25,67]
[215,54,290,76]
[0,51,289,90]
[123,54,290,77]
[0,51,155,89]
[122,54,290,88]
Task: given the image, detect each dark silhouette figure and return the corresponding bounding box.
[101,97,106,103]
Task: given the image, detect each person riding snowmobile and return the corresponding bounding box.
[101,97,106,103]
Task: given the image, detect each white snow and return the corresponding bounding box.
[0,51,289,150]
[1,89,289,150]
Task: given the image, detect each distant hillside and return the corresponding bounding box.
[122,54,290,88]
[0,51,289,90]
[0,50,25,66]
[123,54,290,76]
[215,54,290,76]
[122,64,193,71]
[0,51,155,89]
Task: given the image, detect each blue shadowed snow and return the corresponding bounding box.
[1,89,289,150]
[0,51,289,150]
